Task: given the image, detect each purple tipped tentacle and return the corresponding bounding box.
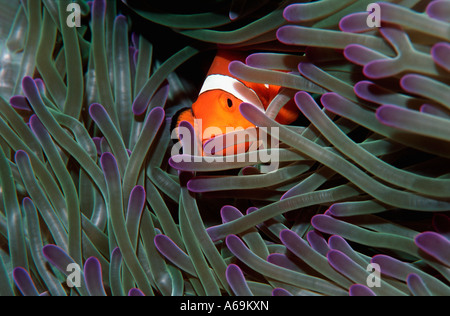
[272,288,293,296]
[339,12,373,33]
[126,185,146,220]
[415,232,450,267]
[154,234,196,276]
[426,0,450,22]
[84,257,107,296]
[10,95,32,111]
[13,267,40,296]
[349,284,376,296]
[128,288,145,296]
[306,231,330,256]
[344,44,387,66]
[407,274,432,296]
[226,264,253,296]
[431,42,450,72]
[220,205,244,224]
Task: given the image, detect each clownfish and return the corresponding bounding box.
[173,50,299,155]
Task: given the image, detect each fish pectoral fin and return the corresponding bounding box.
[275,98,300,125]
[171,108,197,141]
[172,108,195,130]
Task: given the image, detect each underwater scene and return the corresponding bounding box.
[0,0,449,297]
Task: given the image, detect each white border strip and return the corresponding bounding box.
[199,74,265,112]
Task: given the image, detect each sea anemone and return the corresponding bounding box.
[0,0,448,297]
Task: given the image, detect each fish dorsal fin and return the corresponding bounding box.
[206,50,246,78]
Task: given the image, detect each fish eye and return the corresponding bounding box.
[227,98,233,108]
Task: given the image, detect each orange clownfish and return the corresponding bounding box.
[173,50,299,155]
